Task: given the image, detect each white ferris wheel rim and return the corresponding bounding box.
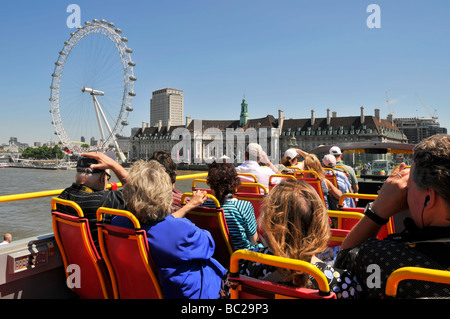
[49,19,135,153]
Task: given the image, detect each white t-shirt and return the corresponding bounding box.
[236,160,279,190]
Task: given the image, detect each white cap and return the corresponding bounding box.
[247,143,263,160]
[329,146,342,156]
[284,149,298,159]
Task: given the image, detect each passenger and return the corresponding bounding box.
[0,233,12,245]
[322,154,356,208]
[148,150,183,211]
[56,151,128,247]
[235,143,281,189]
[202,161,262,251]
[336,134,450,298]
[329,146,359,193]
[222,179,361,299]
[278,148,307,172]
[112,160,226,299]
[303,154,342,210]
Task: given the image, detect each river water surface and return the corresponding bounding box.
[0,167,204,241]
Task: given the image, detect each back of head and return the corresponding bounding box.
[281,149,299,166]
[123,160,173,224]
[246,143,263,161]
[303,154,324,176]
[149,150,177,185]
[413,134,450,207]
[259,179,329,286]
[75,156,104,189]
[207,161,241,203]
[329,146,342,157]
[322,154,336,168]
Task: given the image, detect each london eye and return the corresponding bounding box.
[49,19,136,162]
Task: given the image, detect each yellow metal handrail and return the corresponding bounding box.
[338,193,378,207]
[229,250,331,297]
[385,267,450,297]
[0,173,207,204]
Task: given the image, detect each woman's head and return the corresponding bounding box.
[281,149,299,166]
[303,154,324,177]
[259,179,330,286]
[123,160,173,224]
[207,161,241,203]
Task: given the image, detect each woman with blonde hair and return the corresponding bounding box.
[112,160,226,299]
[229,179,361,299]
[303,153,342,210]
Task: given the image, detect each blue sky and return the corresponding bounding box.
[1,0,449,146]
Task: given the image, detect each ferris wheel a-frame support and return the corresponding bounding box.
[82,86,126,163]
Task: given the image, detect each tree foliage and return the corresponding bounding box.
[21,145,65,159]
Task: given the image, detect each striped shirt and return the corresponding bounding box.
[203,196,257,251]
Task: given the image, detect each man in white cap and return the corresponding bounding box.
[235,143,281,189]
[323,154,355,208]
[329,146,359,193]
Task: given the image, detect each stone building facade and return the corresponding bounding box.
[130,100,407,164]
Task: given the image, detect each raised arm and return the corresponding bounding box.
[340,163,410,250]
[81,152,128,185]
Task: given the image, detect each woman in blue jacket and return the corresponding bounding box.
[112,160,225,299]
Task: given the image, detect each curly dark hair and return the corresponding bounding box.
[149,150,177,184]
[207,161,241,204]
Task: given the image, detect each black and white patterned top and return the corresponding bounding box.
[335,220,450,299]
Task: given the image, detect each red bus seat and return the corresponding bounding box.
[50,197,112,299]
[96,207,163,299]
[293,170,327,207]
[327,210,364,247]
[323,168,338,187]
[234,183,268,243]
[268,174,295,191]
[228,250,336,299]
[182,193,233,268]
[338,193,394,239]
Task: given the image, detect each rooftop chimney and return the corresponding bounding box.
[387,114,394,124]
[332,111,337,118]
[311,109,316,126]
[360,106,365,124]
[158,120,162,132]
[374,108,381,121]
[327,108,331,125]
[278,109,284,134]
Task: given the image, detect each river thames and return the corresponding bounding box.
[0,167,204,241]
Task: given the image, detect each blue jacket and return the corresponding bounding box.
[112,214,226,299]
